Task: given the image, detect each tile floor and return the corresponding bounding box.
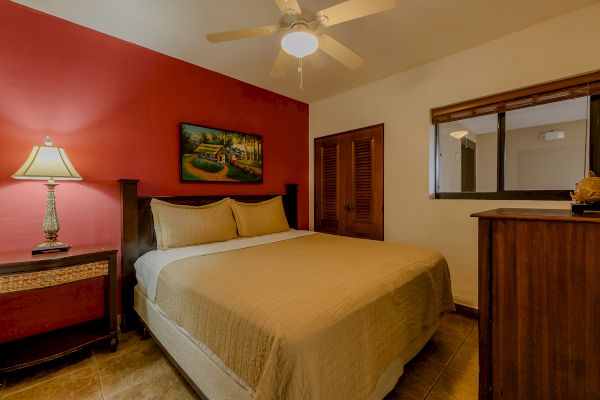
[0,313,478,400]
[384,313,479,400]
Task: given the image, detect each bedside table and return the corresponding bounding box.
[0,245,119,373]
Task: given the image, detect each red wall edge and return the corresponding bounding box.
[0,2,309,319]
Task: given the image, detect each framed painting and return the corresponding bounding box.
[180,123,263,183]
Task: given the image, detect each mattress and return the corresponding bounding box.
[136,231,454,400]
[134,286,439,400]
[134,285,254,400]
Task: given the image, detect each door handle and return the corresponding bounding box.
[345,204,354,211]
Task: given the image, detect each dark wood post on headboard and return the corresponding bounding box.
[119,179,139,332]
[283,183,298,229]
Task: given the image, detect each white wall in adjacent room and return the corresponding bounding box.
[505,120,588,190]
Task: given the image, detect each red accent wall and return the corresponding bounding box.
[0,2,309,259]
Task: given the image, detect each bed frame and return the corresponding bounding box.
[118,179,299,333]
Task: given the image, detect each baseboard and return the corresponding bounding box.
[454,303,479,319]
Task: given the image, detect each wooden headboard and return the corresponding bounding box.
[118,179,299,331]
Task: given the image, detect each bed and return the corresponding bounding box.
[119,180,454,400]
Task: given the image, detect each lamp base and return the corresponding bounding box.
[32,241,70,255]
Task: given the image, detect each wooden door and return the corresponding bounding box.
[461,138,476,192]
[314,124,383,240]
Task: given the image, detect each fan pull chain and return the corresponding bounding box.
[297,57,304,91]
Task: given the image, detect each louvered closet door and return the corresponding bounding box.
[344,125,383,240]
[314,124,383,240]
[314,135,345,235]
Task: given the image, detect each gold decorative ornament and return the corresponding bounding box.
[570,171,600,204]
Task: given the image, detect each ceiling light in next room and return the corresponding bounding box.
[450,130,468,139]
[539,130,566,142]
[281,31,319,58]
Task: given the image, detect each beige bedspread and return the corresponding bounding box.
[155,233,454,400]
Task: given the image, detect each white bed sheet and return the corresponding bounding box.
[135,229,315,301]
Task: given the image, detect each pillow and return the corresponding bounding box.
[150,198,237,249]
[231,196,290,237]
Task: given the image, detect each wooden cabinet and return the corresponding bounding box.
[314,124,384,240]
[0,246,119,373]
[473,209,600,400]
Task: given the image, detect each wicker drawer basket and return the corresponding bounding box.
[0,261,108,293]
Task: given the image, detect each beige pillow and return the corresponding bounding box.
[150,198,237,249]
[231,196,290,237]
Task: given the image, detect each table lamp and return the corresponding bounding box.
[12,137,82,254]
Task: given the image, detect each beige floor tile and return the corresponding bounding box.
[93,330,152,364]
[391,354,445,399]
[2,350,94,397]
[105,362,199,400]
[97,340,172,397]
[384,388,420,400]
[0,318,482,400]
[419,333,463,366]
[436,313,476,342]
[448,344,478,381]
[464,324,478,347]
[3,365,102,400]
[425,366,478,400]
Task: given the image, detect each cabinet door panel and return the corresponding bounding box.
[491,219,600,399]
[315,137,344,235]
[345,126,383,240]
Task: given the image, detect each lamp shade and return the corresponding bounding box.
[12,137,82,181]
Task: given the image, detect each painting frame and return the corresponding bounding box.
[179,122,263,184]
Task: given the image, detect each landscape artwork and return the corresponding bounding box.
[180,123,263,183]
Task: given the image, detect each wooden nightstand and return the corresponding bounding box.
[0,245,119,373]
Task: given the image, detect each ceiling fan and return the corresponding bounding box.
[206,0,396,78]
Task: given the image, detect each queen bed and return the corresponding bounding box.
[119,180,454,400]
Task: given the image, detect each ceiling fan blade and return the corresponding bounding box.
[206,25,280,43]
[271,49,295,77]
[316,0,395,27]
[274,0,302,15]
[318,34,365,70]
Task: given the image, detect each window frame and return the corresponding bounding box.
[433,75,600,200]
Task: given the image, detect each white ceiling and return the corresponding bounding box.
[12,0,599,103]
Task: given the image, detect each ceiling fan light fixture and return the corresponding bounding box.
[281,31,318,58]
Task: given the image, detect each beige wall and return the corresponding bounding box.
[308,3,600,307]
